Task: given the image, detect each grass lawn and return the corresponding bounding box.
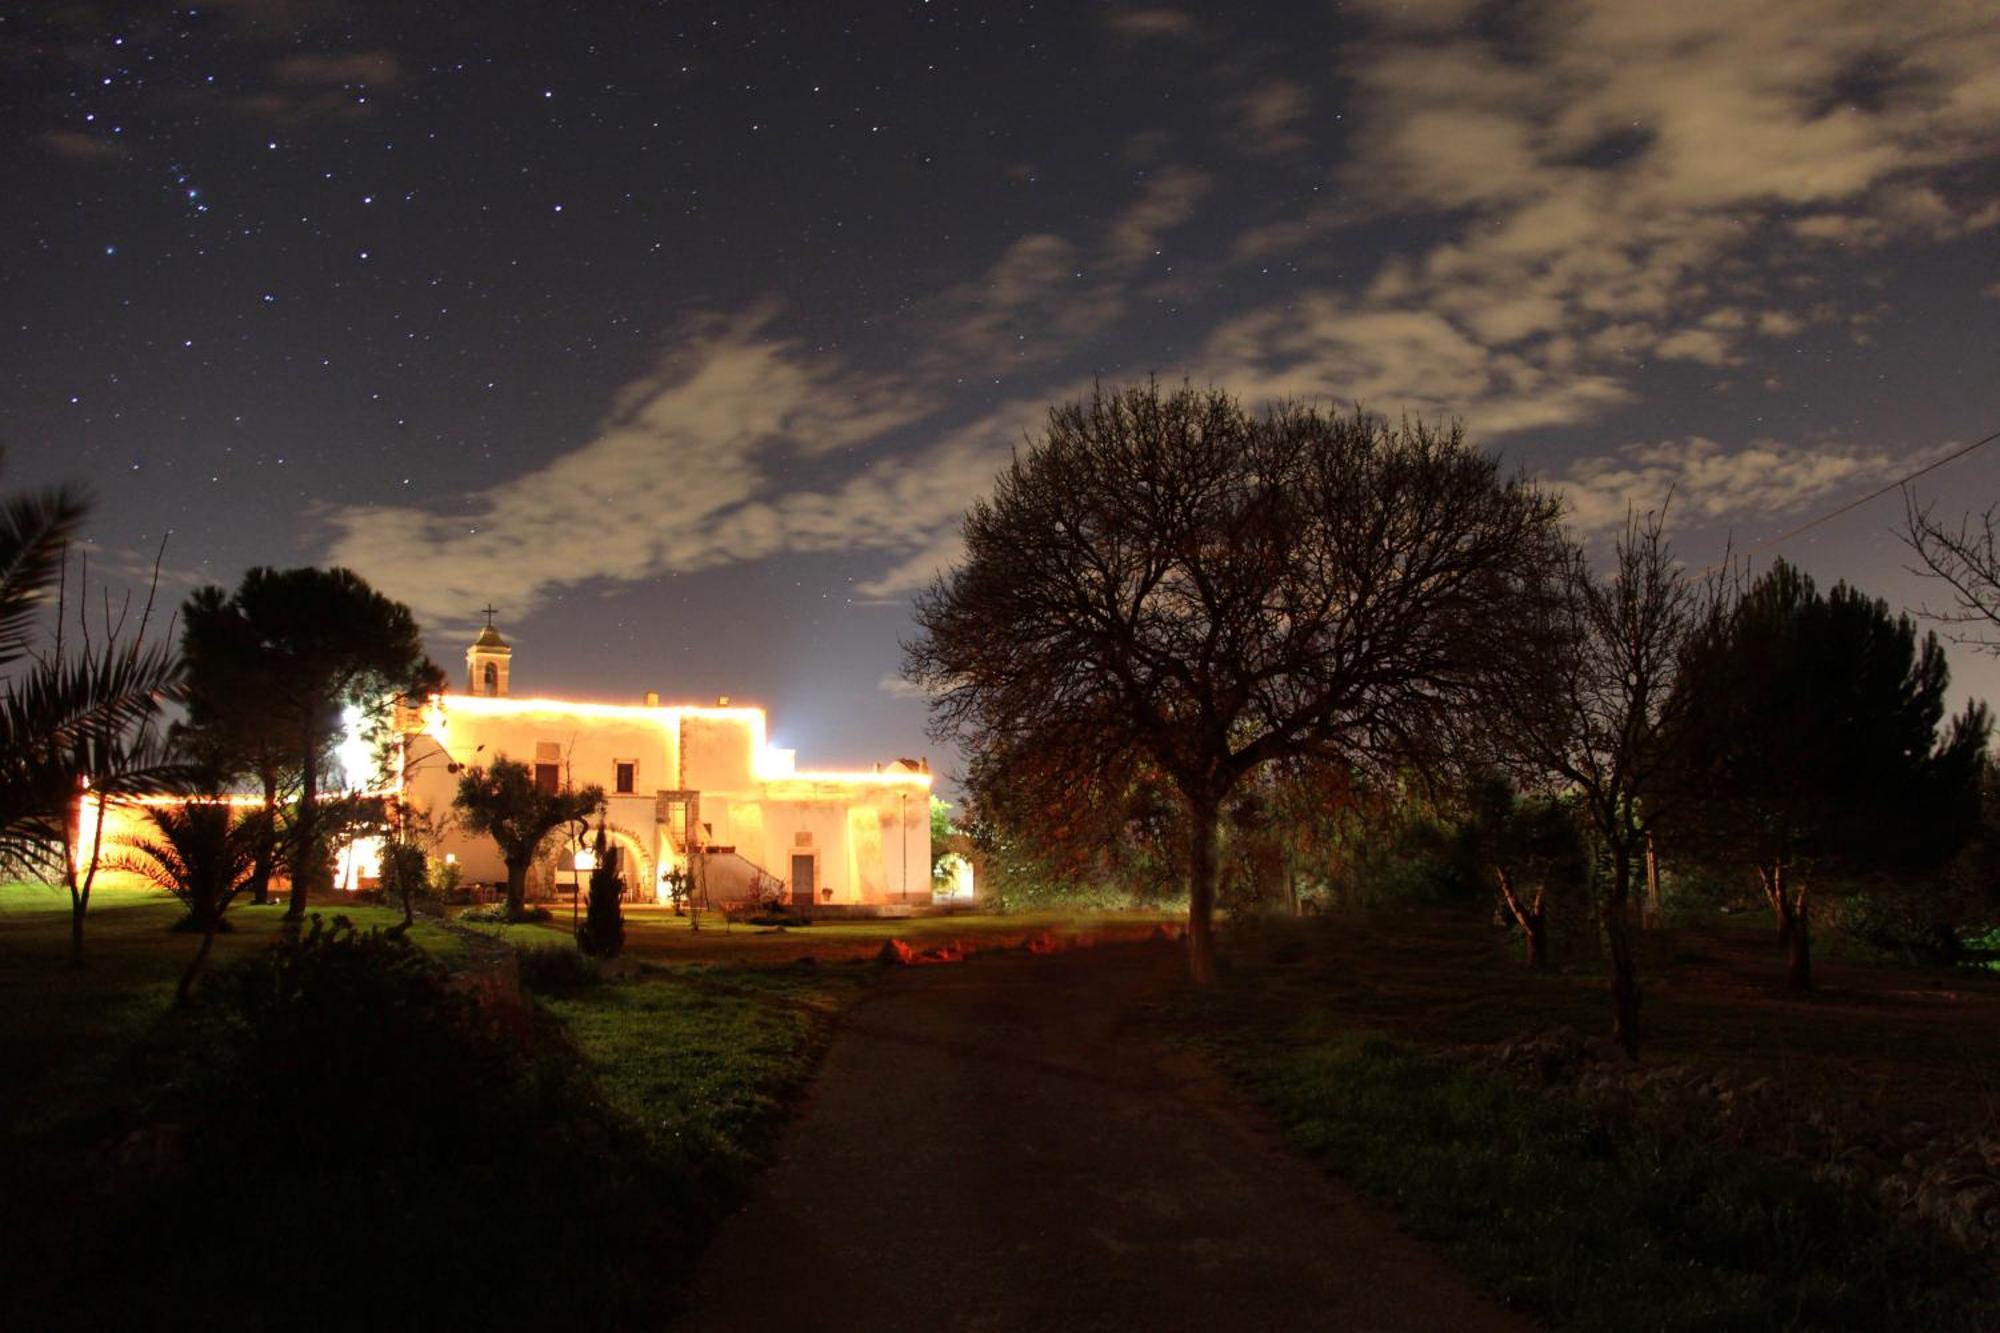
[542,963,861,1183]
[468,902,1177,963]
[1191,909,2000,1331]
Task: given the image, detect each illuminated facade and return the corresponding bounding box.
[401,622,933,907]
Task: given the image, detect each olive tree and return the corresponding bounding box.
[454,756,604,920]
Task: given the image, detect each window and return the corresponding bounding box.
[614,761,636,795]
[534,763,560,794]
[481,661,498,693]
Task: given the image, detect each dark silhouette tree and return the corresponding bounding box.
[1667,561,1988,991]
[907,382,1565,982]
[175,584,300,905]
[453,756,603,920]
[576,822,624,958]
[1480,509,1703,1054]
[178,567,441,922]
[1903,489,2000,655]
[112,797,266,1003]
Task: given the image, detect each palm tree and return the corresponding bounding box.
[0,457,188,958]
[113,799,265,1004]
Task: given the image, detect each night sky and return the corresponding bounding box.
[8,1,2000,782]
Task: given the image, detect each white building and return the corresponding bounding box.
[400,621,933,909]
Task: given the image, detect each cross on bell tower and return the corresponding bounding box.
[466,606,513,698]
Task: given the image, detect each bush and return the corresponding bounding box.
[518,942,600,995]
[460,901,551,924]
[6,915,693,1332]
[1837,890,1967,966]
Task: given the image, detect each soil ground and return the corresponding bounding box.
[677,940,1531,1332]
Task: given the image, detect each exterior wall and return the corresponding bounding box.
[681,713,758,791]
[399,693,929,907]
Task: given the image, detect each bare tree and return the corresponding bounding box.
[907,381,1565,983]
[1481,509,1704,1055]
[1902,489,2000,654]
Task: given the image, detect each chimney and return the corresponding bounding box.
[643,690,659,707]
[717,695,730,707]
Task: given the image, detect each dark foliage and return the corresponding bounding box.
[1479,507,1705,1054]
[576,827,625,958]
[1668,561,1990,989]
[178,566,442,920]
[909,381,1565,980]
[2,916,696,1332]
[518,941,601,994]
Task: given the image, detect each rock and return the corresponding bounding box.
[876,938,913,966]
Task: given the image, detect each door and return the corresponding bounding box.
[790,853,816,909]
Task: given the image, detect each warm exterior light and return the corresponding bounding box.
[422,693,932,786]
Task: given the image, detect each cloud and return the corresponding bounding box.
[1104,9,1198,40]
[856,531,967,600]
[1103,166,1212,270]
[1557,436,1904,535]
[1653,328,1740,367]
[40,130,125,161]
[324,309,954,627]
[1198,0,2000,439]
[321,141,1231,625]
[270,51,402,87]
[1196,294,1632,437]
[876,673,939,700]
[912,167,1210,373]
[1237,79,1310,155]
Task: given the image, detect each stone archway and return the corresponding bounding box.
[597,822,655,903]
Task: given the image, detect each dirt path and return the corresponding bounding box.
[677,941,1532,1332]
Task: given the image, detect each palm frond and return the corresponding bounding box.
[0,479,88,667]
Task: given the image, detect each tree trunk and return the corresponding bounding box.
[176,926,217,1007]
[64,789,104,966]
[250,771,279,906]
[1604,845,1641,1058]
[1785,873,1812,992]
[287,728,317,921]
[1761,862,1793,947]
[505,858,530,920]
[1494,868,1548,971]
[1185,790,1221,986]
[1643,834,1662,928]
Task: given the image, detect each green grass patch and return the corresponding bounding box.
[544,962,861,1188]
[1207,1014,1987,1331]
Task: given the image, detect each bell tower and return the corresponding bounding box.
[466,606,512,698]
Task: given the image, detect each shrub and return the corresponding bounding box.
[7,915,693,1332]
[517,942,600,995]
[460,901,551,924]
[576,852,624,958]
[1837,889,1966,965]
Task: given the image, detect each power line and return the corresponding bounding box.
[1717,426,2000,569]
